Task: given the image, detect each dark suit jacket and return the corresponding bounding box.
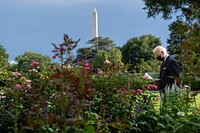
[159,55,180,90]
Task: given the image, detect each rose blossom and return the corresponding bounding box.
[32,60,39,67]
[97,70,103,74]
[27,84,32,89]
[136,89,143,94]
[85,63,90,67]
[85,67,90,71]
[16,84,21,90]
[77,61,82,65]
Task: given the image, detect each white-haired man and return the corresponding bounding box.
[153,46,180,101]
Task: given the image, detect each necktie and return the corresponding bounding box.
[160,61,164,71]
[160,61,164,77]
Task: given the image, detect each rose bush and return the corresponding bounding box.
[0,34,199,133]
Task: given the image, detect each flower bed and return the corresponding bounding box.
[0,35,199,133]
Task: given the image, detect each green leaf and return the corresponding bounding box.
[158,123,166,129]
[84,125,95,133]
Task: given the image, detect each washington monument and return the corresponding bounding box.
[92,8,98,40]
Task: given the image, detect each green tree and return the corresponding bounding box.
[15,51,51,72]
[143,0,200,87]
[0,44,9,84]
[0,44,9,68]
[167,20,187,56]
[143,0,200,22]
[87,37,116,50]
[75,37,116,63]
[120,34,161,72]
[92,48,123,70]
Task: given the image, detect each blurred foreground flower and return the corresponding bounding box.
[85,63,90,71]
[77,61,82,65]
[97,69,103,74]
[16,84,22,90]
[145,84,158,90]
[104,59,111,64]
[177,111,185,117]
[136,89,143,94]
[12,72,22,77]
[27,84,32,89]
[52,55,57,59]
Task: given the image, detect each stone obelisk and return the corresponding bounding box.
[92,8,98,44]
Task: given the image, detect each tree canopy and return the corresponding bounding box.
[143,0,200,86]
[0,44,9,68]
[76,37,116,63]
[143,0,200,22]
[15,51,51,72]
[120,34,161,72]
[92,48,123,71]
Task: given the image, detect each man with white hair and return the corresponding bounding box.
[153,46,180,101]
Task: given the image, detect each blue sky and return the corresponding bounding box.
[0,0,174,61]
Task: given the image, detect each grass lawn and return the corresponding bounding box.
[153,91,200,112]
[193,93,200,110]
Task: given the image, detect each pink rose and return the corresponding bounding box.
[27,84,32,89]
[77,61,82,65]
[136,89,143,94]
[85,67,90,71]
[85,88,93,92]
[12,72,21,77]
[143,75,148,79]
[16,84,21,90]
[152,85,158,90]
[32,60,39,67]
[85,63,90,67]
[121,88,126,92]
[144,85,150,89]
[97,70,103,74]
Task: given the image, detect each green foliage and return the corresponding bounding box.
[143,0,200,22]
[0,34,199,133]
[120,34,161,71]
[0,44,9,83]
[76,37,116,64]
[14,51,52,72]
[167,20,187,56]
[137,58,160,75]
[143,0,200,89]
[0,44,9,68]
[92,48,123,70]
[88,37,116,50]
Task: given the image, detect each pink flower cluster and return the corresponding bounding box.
[136,89,143,94]
[12,72,22,77]
[120,88,140,95]
[16,83,32,90]
[85,63,90,71]
[97,69,103,74]
[77,61,82,65]
[16,84,22,90]
[32,60,39,67]
[76,61,91,71]
[144,84,158,90]
[121,88,126,92]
